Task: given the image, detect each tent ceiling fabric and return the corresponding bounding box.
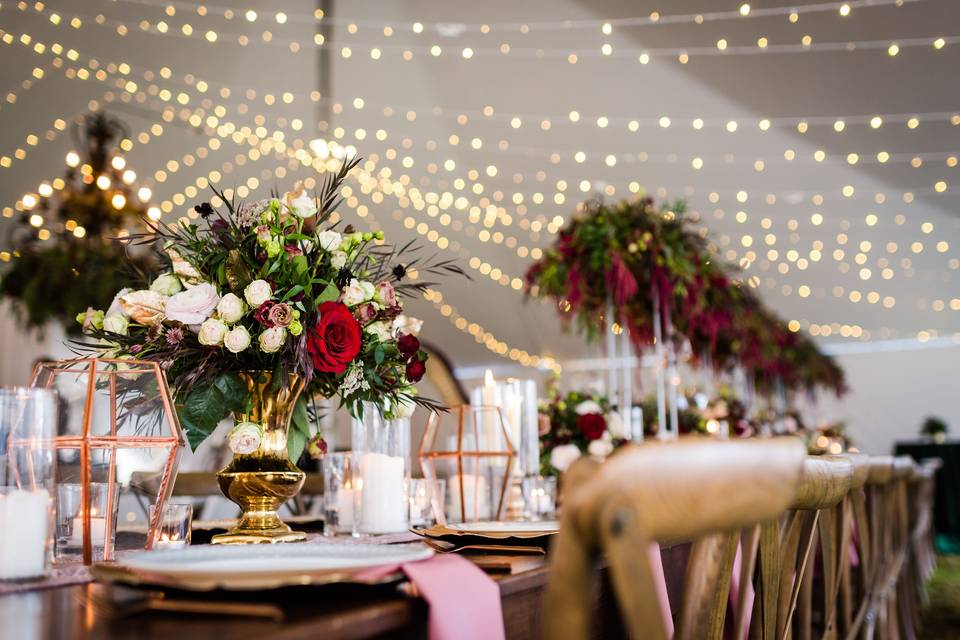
[0,1,958,448]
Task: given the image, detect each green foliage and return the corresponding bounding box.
[176,372,248,450]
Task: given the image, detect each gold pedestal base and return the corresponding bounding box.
[212,469,307,545]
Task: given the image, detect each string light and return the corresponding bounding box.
[3,29,948,324]
[7,2,950,63]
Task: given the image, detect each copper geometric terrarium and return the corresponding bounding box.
[31,358,184,564]
[418,405,516,525]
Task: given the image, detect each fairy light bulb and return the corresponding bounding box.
[111,156,126,170]
[137,187,152,202]
[122,169,136,184]
[111,193,126,209]
[96,175,111,190]
[65,151,80,167]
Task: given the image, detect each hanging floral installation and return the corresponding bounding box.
[525,196,846,396]
[0,113,158,335]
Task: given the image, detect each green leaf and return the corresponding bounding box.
[292,396,311,437]
[287,428,306,465]
[374,344,385,366]
[315,282,339,304]
[282,285,304,302]
[225,250,253,294]
[292,255,309,278]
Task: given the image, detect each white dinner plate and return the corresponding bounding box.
[112,542,432,589]
[447,520,560,535]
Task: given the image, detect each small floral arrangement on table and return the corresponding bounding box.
[76,155,464,457]
[539,390,628,475]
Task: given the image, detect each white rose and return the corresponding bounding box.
[216,293,247,324]
[102,315,129,335]
[150,273,183,296]
[228,422,262,455]
[549,444,583,473]
[258,326,287,353]
[223,326,251,353]
[365,321,392,342]
[391,395,416,419]
[164,283,220,325]
[243,279,272,307]
[330,251,348,269]
[606,411,627,439]
[575,400,603,415]
[587,439,614,459]
[341,278,375,307]
[197,318,228,346]
[289,192,318,218]
[317,230,343,252]
[106,288,131,317]
[392,314,424,337]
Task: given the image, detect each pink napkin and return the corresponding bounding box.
[357,554,505,640]
[648,543,675,637]
[726,540,755,640]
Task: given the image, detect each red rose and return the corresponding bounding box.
[405,358,426,382]
[307,301,362,374]
[397,333,420,358]
[577,413,607,441]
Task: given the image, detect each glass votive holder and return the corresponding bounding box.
[409,478,445,528]
[0,388,58,581]
[150,502,192,550]
[322,452,357,537]
[55,482,120,562]
[521,476,558,520]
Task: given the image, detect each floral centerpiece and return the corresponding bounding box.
[539,390,628,475]
[76,154,464,542]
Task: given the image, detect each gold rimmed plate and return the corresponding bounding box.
[92,543,432,592]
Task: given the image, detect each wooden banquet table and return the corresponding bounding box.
[0,544,691,640]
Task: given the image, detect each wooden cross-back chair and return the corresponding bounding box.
[543,437,808,640]
[736,456,854,640]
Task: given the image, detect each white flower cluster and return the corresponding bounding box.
[338,363,370,396]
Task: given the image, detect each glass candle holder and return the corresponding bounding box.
[409,478,445,528]
[55,483,120,562]
[351,403,411,535]
[0,388,58,581]
[521,476,558,521]
[150,502,192,550]
[322,452,357,537]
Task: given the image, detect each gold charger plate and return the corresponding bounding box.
[412,521,559,549]
[92,543,432,592]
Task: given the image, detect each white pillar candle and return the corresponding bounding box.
[358,453,406,534]
[0,490,51,580]
[69,515,106,547]
[336,487,356,528]
[448,473,491,522]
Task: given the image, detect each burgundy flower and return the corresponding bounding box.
[577,413,607,441]
[405,358,426,383]
[284,243,303,257]
[397,333,420,358]
[165,327,184,346]
[267,302,294,328]
[356,302,378,324]
[254,301,276,327]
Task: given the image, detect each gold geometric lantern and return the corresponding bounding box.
[31,358,185,564]
[418,405,515,525]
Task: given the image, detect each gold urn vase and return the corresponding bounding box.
[212,371,308,544]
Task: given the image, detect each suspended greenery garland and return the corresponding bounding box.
[0,112,157,335]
